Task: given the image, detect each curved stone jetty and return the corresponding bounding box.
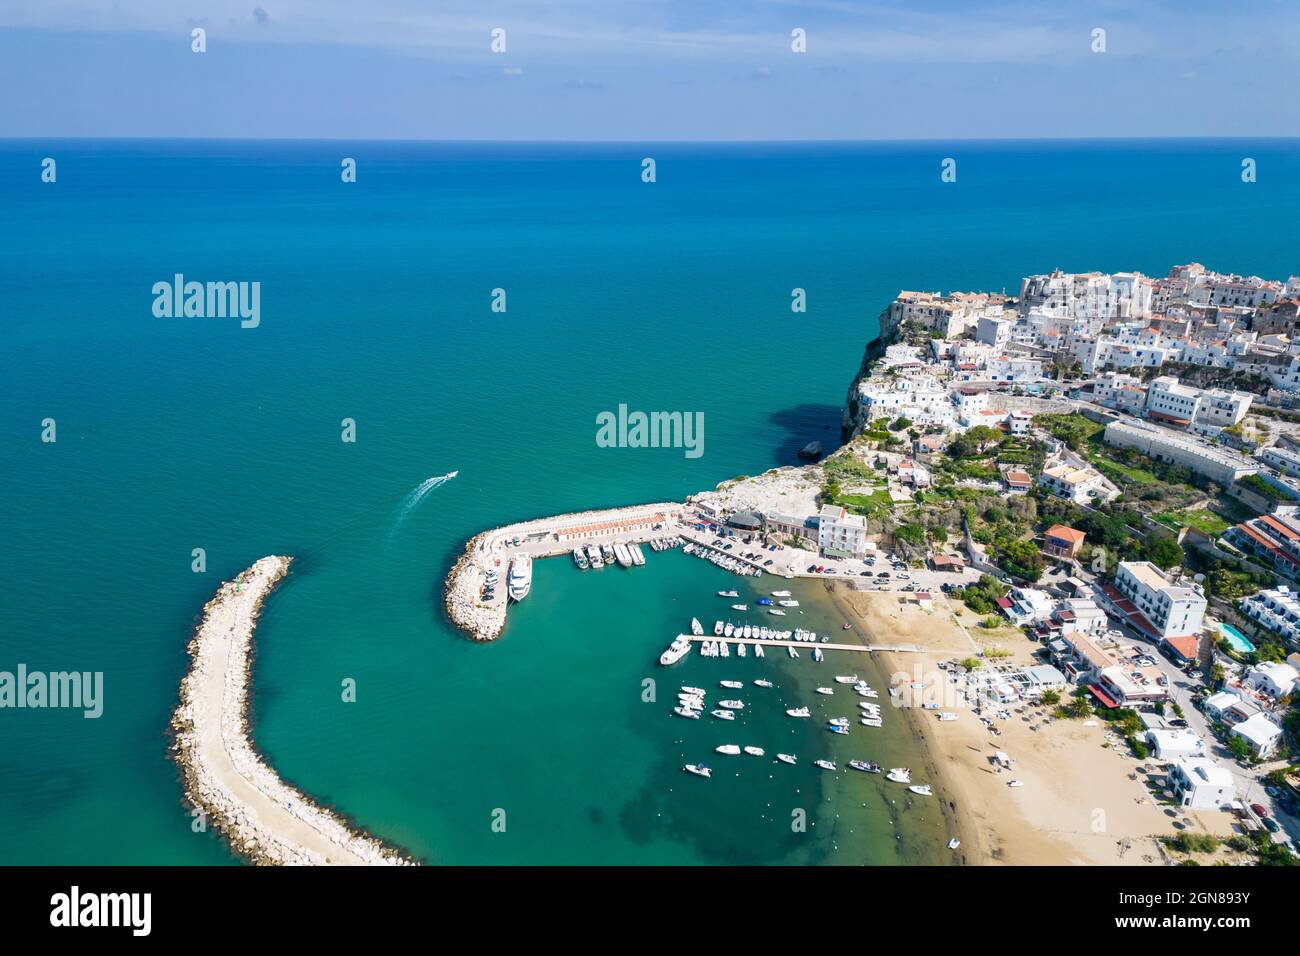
[171,555,414,865]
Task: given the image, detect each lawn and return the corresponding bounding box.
[1154,509,1230,536]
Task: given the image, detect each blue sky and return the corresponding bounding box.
[2,1,1298,140]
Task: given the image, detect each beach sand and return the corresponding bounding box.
[827,586,1218,866]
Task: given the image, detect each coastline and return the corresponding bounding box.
[170,555,415,866]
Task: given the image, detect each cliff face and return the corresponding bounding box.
[840,333,886,442]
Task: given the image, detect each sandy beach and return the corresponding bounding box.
[827,585,1222,866]
[171,556,413,866]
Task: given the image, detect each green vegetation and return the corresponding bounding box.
[1238,472,1290,504]
[1163,832,1220,854]
[959,657,982,672]
[1154,509,1230,536]
[1038,689,1061,706]
[958,575,1007,616]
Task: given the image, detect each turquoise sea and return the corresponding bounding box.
[1,139,1298,864]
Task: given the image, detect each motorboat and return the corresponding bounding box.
[787,647,799,659]
[948,838,961,850]
[778,600,799,607]
[814,759,836,771]
[718,590,739,598]
[600,543,615,563]
[737,643,747,658]
[507,554,533,602]
[828,717,850,727]
[683,764,712,778]
[724,623,734,637]
[690,618,704,636]
[718,699,743,710]
[742,625,752,638]
[743,746,765,757]
[681,686,705,696]
[849,760,881,773]
[673,706,701,719]
[908,785,933,797]
[815,687,833,695]
[715,744,741,755]
[719,642,730,658]
[811,648,824,663]
[753,679,773,688]
[768,609,787,616]
[886,768,912,784]
[711,709,736,720]
[1007,780,1025,788]
[771,590,791,597]
[756,597,773,606]
[785,707,810,718]
[860,717,883,728]
[834,675,858,685]
[613,542,633,568]
[938,713,959,722]
[658,637,692,666]
[753,645,764,658]
[776,753,796,765]
[573,548,588,569]
[720,680,743,689]
[714,620,724,636]
[731,604,748,611]
[630,543,646,566]
[586,544,604,569]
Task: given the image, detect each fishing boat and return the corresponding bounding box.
[778,600,799,607]
[659,637,692,666]
[718,699,743,710]
[586,544,604,569]
[785,707,810,718]
[743,746,765,757]
[814,759,836,771]
[630,543,646,566]
[886,768,912,784]
[756,597,774,606]
[723,623,734,637]
[908,785,933,797]
[711,709,735,720]
[812,648,824,662]
[815,687,833,695]
[834,675,858,684]
[715,744,741,755]
[948,838,961,850]
[768,609,787,616]
[613,542,633,568]
[718,590,739,598]
[720,680,742,689]
[683,764,712,778]
[848,760,881,773]
[776,753,796,765]
[690,618,704,636]
[572,548,588,569]
[731,604,747,611]
[753,678,773,688]
[507,554,533,602]
[673,706,701,719]
[771,590,792,597]
[714,620,724,636]
[787,646,799,658]
[737,643,747,658]
[753,644,764,658]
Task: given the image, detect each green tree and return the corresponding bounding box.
[1144,535,1184,571]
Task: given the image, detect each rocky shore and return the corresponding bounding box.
[171,555,415,866]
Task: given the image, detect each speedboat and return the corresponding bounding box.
[787,646,799,658]
[834,675,858,685]
[828,717,850,727]
[724,623,734,637]
[718,641,729,658]
[848,760,881,773]
[886,767,912,784]
[948,838,961,850]
[714,620,724,636]
[753,679,773,688]
[829,725,849,735]
[720,680,742,689]
[690,618,704,636]
[776,753,796,765]
[681,686,705,696]
[715,744,741,755]
[711,709,736,720]
[731,604,748,611]
[507,554,533,602]
[718,590,739,598]
[811,648,824,663]
[815,687,833,695]
[1007,780,1025,788]
[743,746,765,757]
[600,543,615,563]
[673,706,701,719]
[785,707,810,718]
[860,717,883,728]
[718,699,743,710]
[814,759,836,771]
[938,713,958,722]
[908,784,933,797]
[778,600,799,607]
[683,764,712,778]
[659,637,692,666]
[771,590,791,597]
[586,544,604,569]
[753,645,764,658]
[768,609,787,616]
[742,625,752,638]
[573,548,588,569]
[756,597,773,606]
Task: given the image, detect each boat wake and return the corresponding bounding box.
[394,470,459,527]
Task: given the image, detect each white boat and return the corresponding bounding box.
[859,717,883,728]
[613,542,633,568]
[673,706,701,719]
[777,753,796,765]
[743,746,765,757]
[715,744,741,755]
[828,717,850,728]
[718,590,739,598]
[719,642,730,658]
[771,590,791,597]
[787,647,799,659]
[713,620,724,636]
[720,680,742,689]
[753,678,773,688]
[908,785,933,797]
[1008,780,1025,788]
[948,838,961,850]
[834,675,858,685]
[601,543,615,563]
[683,763,712,778]
[659,637,692,666]
[507,554,533,601]
[585,544,604,569]
[681,685,705,695]
[737,643,747,658]
[777,599,799,607]
[711,709,736,720]
[812,648,824,663]
[718,699,744,710]
[742,625,752,638]
[731,604,748,611]
[785,707,810,718]
[690,618,704,636]
[886,768,912,784]
[938,713,958,722]
[768,609,787,616]
[815,687,833,695]
[753,645,764,658]
[630,543,646,566]
[572,548,588,569]
[724,623,734,637]
[814,759,836,771]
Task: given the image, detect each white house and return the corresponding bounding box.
[1144,728,1205,761]
[1038,462,1114,505]
[999,587,1056,626]
[1167,757,1236,810]
[817,505,868,558]
[1238,586,1300,647]
[1113,561,1207,640]
[1230,712,1285,759]
[1203,689,1244,723]
[1242,661,1299,701]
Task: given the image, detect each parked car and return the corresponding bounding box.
[1252,803,1270,819]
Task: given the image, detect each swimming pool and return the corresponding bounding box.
[1219,623,1256,654]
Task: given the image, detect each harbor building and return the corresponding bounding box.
[1110,561,1207,640]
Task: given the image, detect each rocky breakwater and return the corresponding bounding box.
[444,532,507,642]
[171,555,414,865]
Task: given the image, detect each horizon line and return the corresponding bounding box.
[4,135,1300,145]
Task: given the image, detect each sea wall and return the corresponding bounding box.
[171,555,415,866]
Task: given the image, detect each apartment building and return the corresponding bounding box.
[817,505,868,557]
[1112,560,1207,640]
[1103,420,1258,485]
